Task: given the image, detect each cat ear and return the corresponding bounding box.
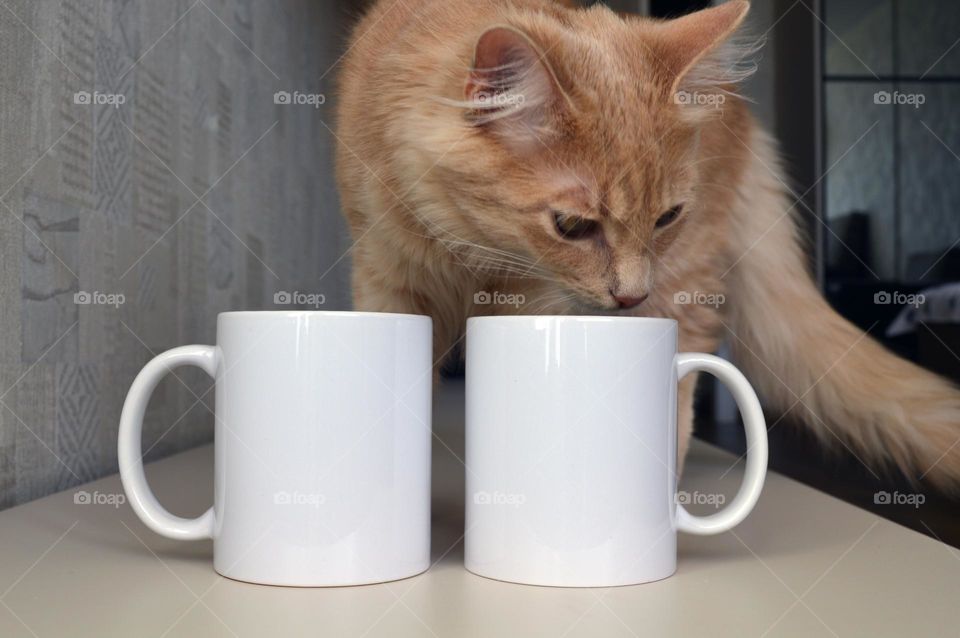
[651,1,754,100]
[464,26,567,153]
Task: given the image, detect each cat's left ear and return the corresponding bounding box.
[464,26,570,154]
[651,1,753,99]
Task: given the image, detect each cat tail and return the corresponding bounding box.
[724,128,960,492]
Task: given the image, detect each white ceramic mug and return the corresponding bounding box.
[118,311,433,586]
[465,316,767,587]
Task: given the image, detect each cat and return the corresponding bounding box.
[335,0,960,489]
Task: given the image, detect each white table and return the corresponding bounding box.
[1,382,957,637]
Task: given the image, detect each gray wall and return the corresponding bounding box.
[0,0,354,508]
[823,0,960,281]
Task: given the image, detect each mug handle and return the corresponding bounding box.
[675,353,768,535]
[118,345,218,540]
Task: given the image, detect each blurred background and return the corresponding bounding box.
[614,0,960,546]
[0,0,957,547]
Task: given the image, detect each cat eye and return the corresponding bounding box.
[655,205,683,229]
[553,211,600,240]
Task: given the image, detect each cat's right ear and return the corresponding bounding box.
[464,26,568,154]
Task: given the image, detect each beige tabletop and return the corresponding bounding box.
[1,381,958,637]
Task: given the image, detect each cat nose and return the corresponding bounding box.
[612,293,648,309]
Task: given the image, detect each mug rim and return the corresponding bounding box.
[218,310,429,321]
[467,315,677,326]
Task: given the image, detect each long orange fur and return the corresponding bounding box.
[335,0,960,489]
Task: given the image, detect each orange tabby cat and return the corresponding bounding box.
[335,0,960,488]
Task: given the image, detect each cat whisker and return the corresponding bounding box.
[429,234,554,280]
[459,253,552,277]
[387,188,560,283]
[524,290,578,314]
[437,238,556,280]
[438,236,543,268]
[464,260,555,281]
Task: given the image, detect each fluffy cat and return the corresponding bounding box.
[335,0,960,488]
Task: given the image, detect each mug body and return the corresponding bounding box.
[465,316,678,587]
[213,311,432,586]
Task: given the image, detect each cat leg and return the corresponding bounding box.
[352,259,464,383]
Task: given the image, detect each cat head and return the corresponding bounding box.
[428,1,755,311]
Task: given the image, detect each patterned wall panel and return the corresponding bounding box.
[0,0,354,508]
[899,82,960,279]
